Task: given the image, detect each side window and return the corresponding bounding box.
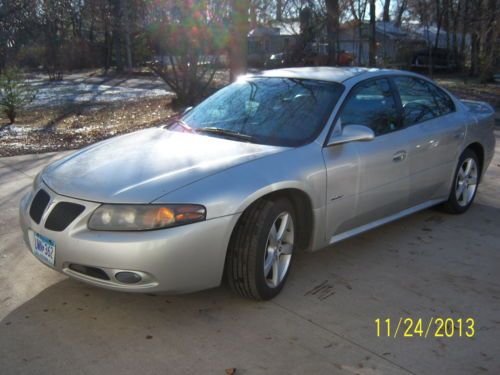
[394,77,454,127]
[340,79,400,136]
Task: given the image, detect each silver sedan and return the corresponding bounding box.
[19,67,496,300]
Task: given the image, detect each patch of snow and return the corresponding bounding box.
[28,81,172,108]
[0,125,33,134]
[0,125,35,140]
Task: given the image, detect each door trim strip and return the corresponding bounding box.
[329,198,446,245]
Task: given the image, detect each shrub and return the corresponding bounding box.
[0,68,37,123]
[147,0,228,106]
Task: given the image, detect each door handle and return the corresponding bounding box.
[392,150,407,162]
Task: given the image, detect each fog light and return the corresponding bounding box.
[115,272,142,284]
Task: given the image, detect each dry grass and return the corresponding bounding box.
[435,77,500,109]
[0,97,177,157]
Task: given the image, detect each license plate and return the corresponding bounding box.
[33,232,56,267]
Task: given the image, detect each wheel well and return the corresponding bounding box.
[241,189,314,251]
[465,142,484,180]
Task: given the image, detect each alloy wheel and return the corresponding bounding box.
[455,157,478,207]
[263,211,294,288]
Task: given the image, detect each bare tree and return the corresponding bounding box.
[459,0,469,69]
[121,0,132,71]
[394,0,408,27]
[383,0,391,22]
[276,0,283,21]
[369,0,376,66]
[479,0,498,82]
[326,0,340,65]
[469,0,481,76]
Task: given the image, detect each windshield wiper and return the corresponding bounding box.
[196,127,255,142]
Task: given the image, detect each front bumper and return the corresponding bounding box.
[19,184,237,293]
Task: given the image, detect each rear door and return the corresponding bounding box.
[392,76,465,205]
[323,78,415,240]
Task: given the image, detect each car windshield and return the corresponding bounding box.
[172,77,344,147]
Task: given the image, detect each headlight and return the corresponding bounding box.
[88,204,206,231]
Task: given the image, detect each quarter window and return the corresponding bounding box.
[394,77,455,126]
[339,79,400,136]
[426,82,455,115]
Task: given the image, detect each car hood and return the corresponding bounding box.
[43,128,286,203]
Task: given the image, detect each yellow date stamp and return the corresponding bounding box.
[375,317,475,338]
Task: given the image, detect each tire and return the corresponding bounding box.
[441,149,480,214]
[226,198,296,300]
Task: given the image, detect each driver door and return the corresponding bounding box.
[322,78,414,242]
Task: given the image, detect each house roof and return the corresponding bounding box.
[407,24,469,48]
[375,21,408,37]
[269,21,301,36]
[248,26,280,38]
[340,21,411,40]
[248,21,300,38]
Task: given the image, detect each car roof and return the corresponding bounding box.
[251,67,420,84]
[253,67,373,83]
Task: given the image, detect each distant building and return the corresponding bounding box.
[247,21,301,67]
[247,20,468,69]
[338,21,426,67]
[407,24,470,50]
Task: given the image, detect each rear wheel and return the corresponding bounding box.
[226,198,296,300]
[441,149,479,214]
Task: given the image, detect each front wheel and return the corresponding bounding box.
[226,198,296,300]
[441,149,480,214]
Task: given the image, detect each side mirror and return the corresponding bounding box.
[327,124,375,146]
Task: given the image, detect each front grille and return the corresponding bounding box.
[69,264,110,280]
[29,189,51,224]
[45,202,85,231]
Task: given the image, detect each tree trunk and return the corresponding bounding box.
[429,0,444,76]
[479,0,498,82]
[250,4,257,29]
[121,0,133,71]
[229,0,249,81]
[451,0,460,69]
[104,19,112,72]
[369,0,377,67]
[459,0,469,67]
[443,0,450,54]
[111,0,123,72]
[470,31,479,76]
[276,0,282,22]
[434,0,443,50]
[395,0,408,27]
[325,0,339,65]
[383,0,391,22]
